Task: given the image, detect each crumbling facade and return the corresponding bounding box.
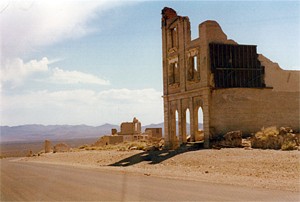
[161,7,300,149]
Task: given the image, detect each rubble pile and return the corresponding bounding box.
[53,143,70,153]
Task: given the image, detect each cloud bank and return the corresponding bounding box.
[0,1,163,126]
[2,88,163,126]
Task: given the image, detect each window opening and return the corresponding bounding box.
[186,109,190,141]
[171,27,177,48]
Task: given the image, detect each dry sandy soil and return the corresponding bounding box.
[20,147,300,192]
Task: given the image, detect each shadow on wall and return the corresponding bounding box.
[108,143,203,167]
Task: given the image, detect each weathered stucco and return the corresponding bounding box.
[161,7,300,149]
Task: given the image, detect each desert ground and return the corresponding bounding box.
[19,145,300,193]
[0,138,97,157]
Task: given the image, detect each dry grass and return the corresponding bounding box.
[79,140,152,152]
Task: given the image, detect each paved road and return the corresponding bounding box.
[1,159,299,201]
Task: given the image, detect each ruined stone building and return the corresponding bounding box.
[94,118,162,146]
[161,7,300,149]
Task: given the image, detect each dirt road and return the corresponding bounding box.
[1,159,299,201]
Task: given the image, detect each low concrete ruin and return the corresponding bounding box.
[44,140,52,153]
[161,7,300,149]
[93,135,124,147]
[96,118,163,146]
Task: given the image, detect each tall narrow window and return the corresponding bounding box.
[186,109,190,141]
[169,62,179,85]
[171,27,177,48]
[175,110,179,138]
[193,56,197,71]
[187,55,199,81]
[168,63,175,84]
[198,107,203,131]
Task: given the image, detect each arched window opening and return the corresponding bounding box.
[195,107,204,142]
[175,110,179,139]
[193,56,198,72]
[198,107,203,131]
[186,109,190,142]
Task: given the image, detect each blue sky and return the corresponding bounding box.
[1,0,299,126]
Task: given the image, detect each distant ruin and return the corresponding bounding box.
[94,117,162,146]
[161,7,300,149]
[44,140,52,153]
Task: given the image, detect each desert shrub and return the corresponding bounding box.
[79,144,89,149]
[118,146,127,151]
[251,126,298,150]
[84,146,97,150]
[281,141,297,151]
[251,126,280,149]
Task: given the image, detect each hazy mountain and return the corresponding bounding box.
[0,124,119,142]
[0,122,203,143]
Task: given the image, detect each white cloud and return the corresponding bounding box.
[0,0,128,58]
[0,57,110,88]
[50,67,110,85]
[1,88,163,126]
[1,57,49,87]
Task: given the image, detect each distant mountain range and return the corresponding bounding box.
[0,124,118,142]
[0,123,160,142]
[0,122,203,143]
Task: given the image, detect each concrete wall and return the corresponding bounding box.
[119,119,141,135]
[145,128,163,138]
[120,123,135,135]
[210,88,300,136]
[259,54,300,92]
[123,135,134,142]
[109,135,124,145]
[94,135,124,146]
[210,54,300,136]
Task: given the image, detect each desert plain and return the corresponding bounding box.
[19,145,300,192]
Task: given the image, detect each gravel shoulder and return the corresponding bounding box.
[20,148,300,192]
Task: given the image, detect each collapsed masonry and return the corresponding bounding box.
[94,117,162,146]
[161,7,300,149]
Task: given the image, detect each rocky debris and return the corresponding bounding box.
[53,143,70,153]
[214,131,242,148]
[158,139,164,148]
[44,140,52,153]
[27,150,33,157]
[223,131,242,147]
[242,138,251,148]
[251,127,299,150]
[210,131,242,148]
[129,146,138,150]
[195,130,204,141]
